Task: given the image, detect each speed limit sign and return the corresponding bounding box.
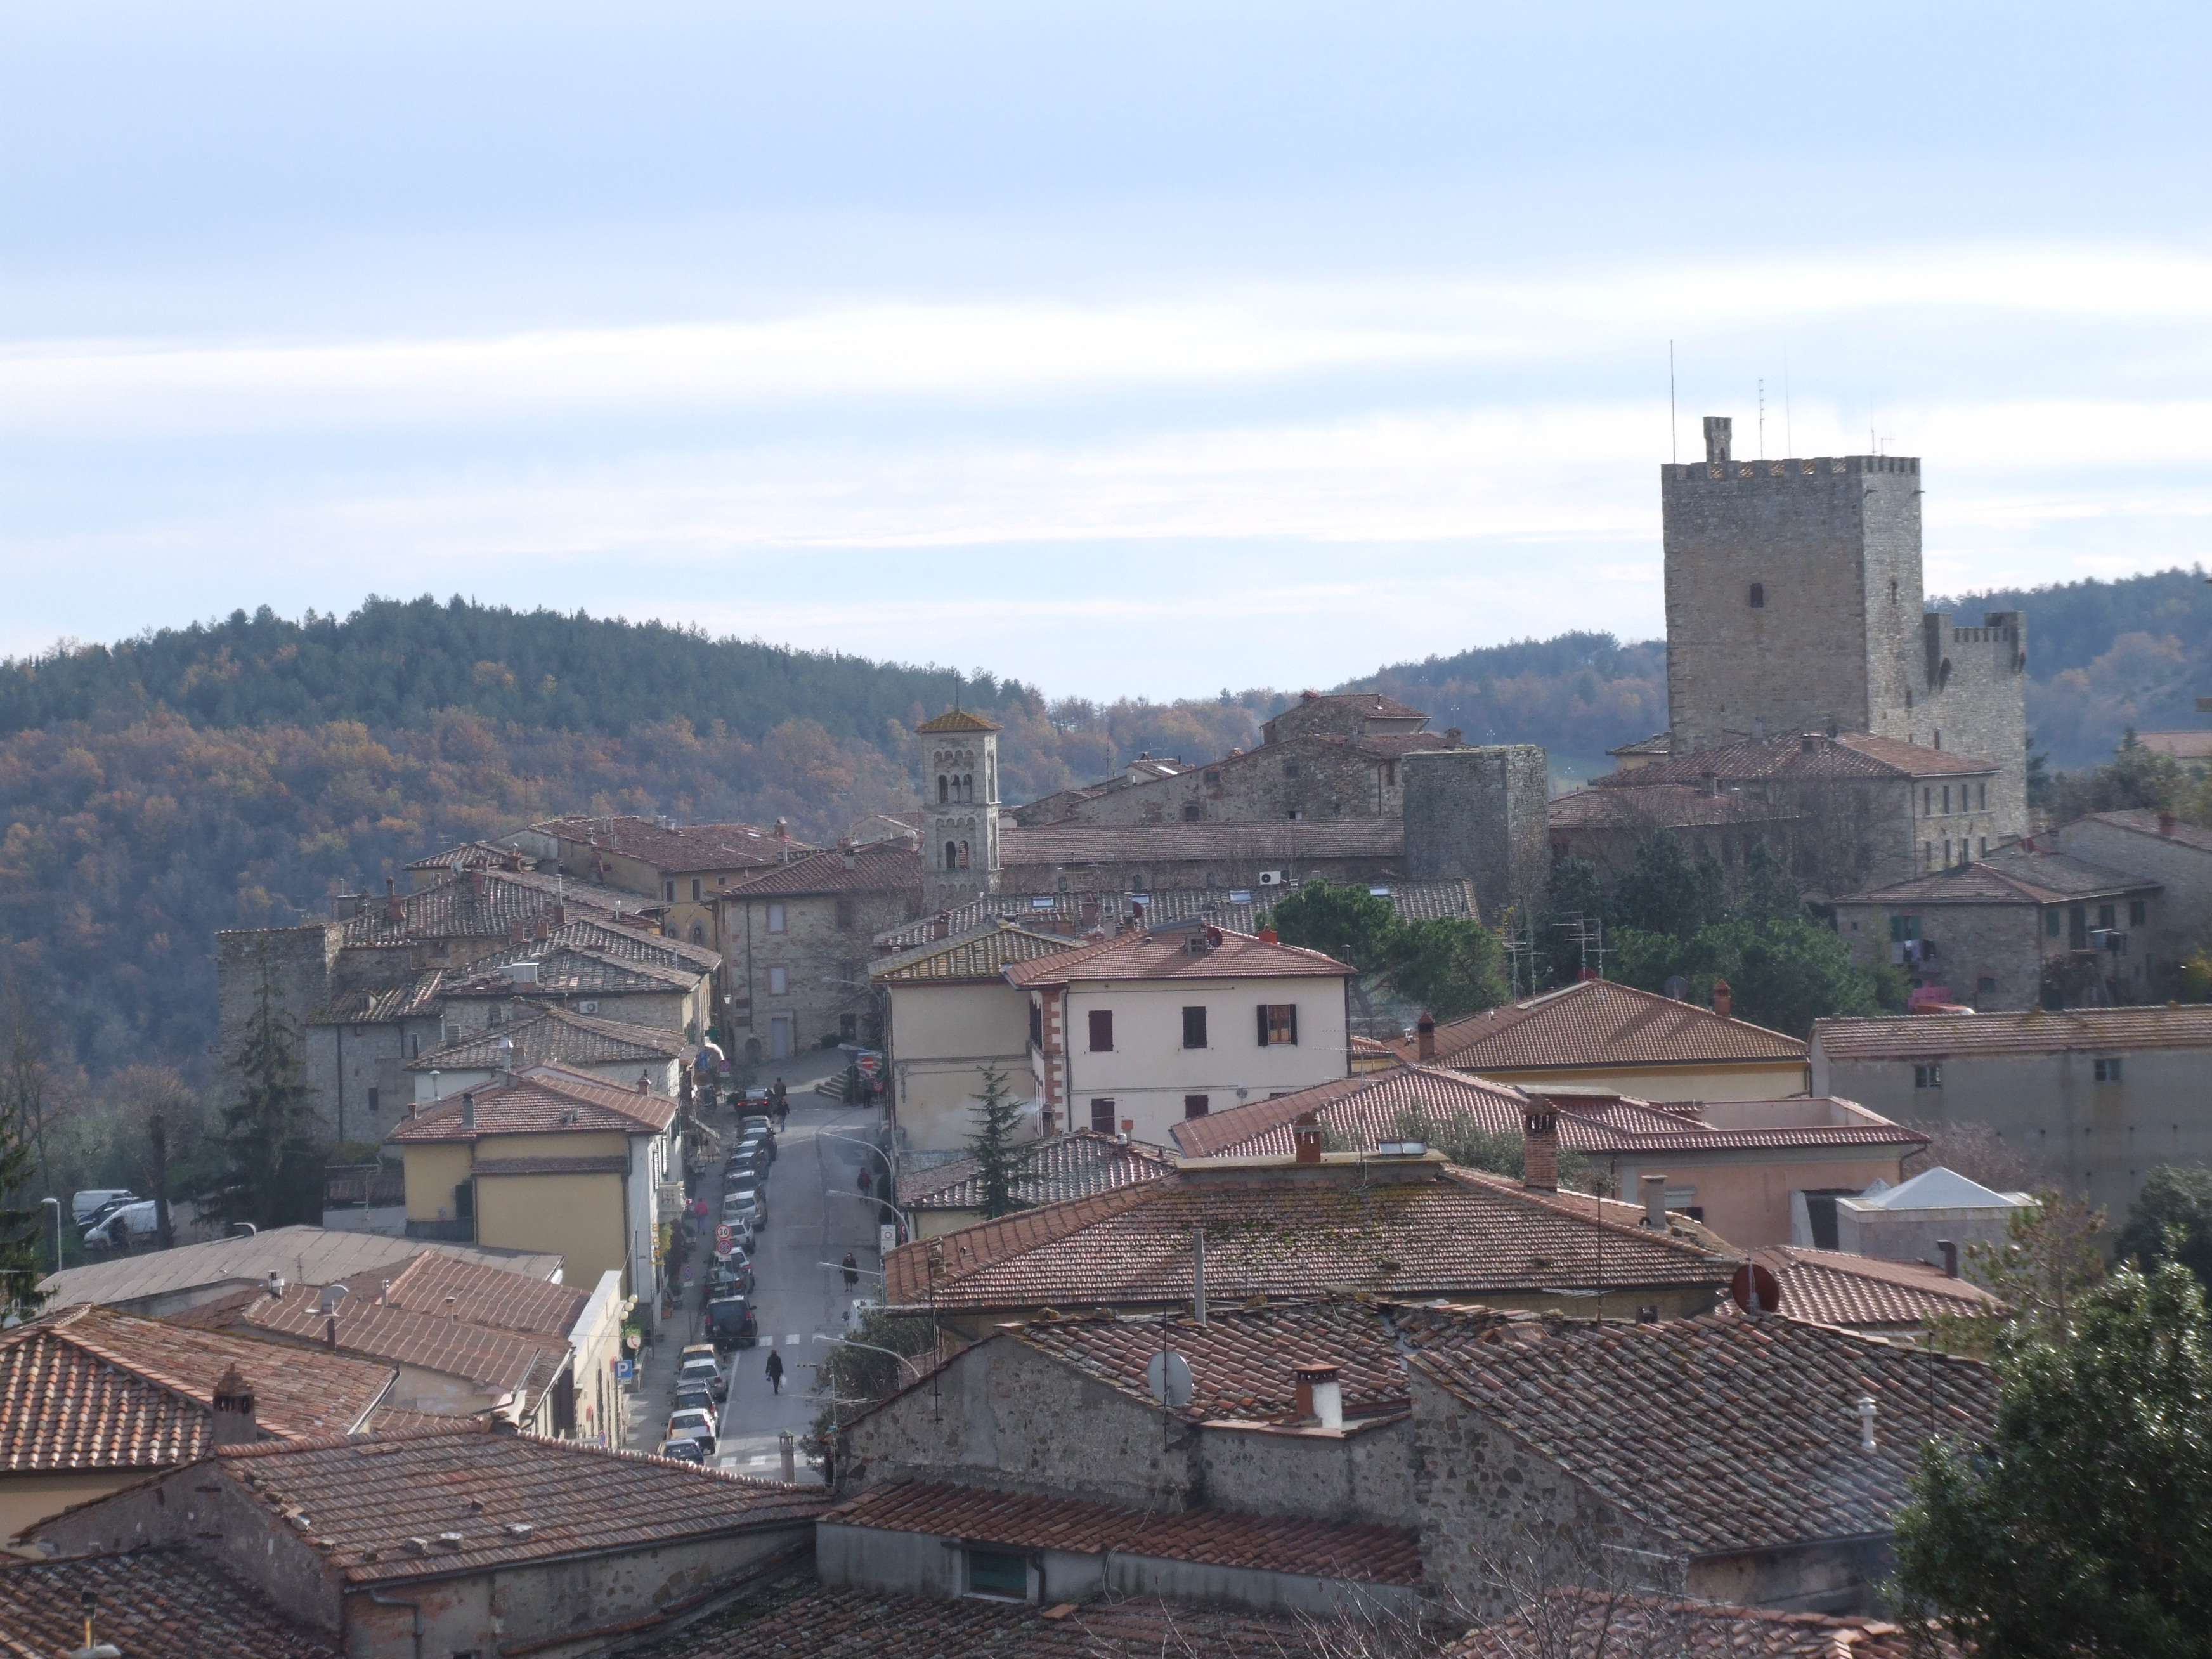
[715,1224,734,1251]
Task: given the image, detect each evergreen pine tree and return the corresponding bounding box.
[965,1065,1029,1220]
[207,942,327,1230]
[0,1090,46,1320]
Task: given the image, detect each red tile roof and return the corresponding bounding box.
[374,1252,589,1339]
[405,1005,688,1073]
[1410,1311,1996,1555]
[387,1062,674,1142]
[228,1285,568,1406]
[883,1160,1731,1313]
[1754,1246,2005,1330]
[873,880,1477,951]
[530,815,806,872]
[2062,805,2212,854]
[1005,926,1353,987]
[335,867,653,949]
[871,921,1079,984]
[1835,843,2157,906]
[0,1307,392,1476]
[1548,783,1799,833]
[1008,1301,1417,1423]
[1812,1005,2212,1060]
[915,708,1003,734]
[1599,731,1998,786]
[1393,978,1806,1071]
[1450,1588,1955,1658]
[1171,1067,1922,1160]
[825,1481,1424,1585]
[207,1422,828,1584]
[720,843,923,898]
[623,1580,1358,1659]
[438,946,707,1002]
[897,1129,1175,1212]
[0,1549,338,1658]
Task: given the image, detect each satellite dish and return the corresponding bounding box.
[1663,975,1689,1002]
[1729,1263,1781,1317]
[1146,1350,1194,1409]
[316,1284,351,1316]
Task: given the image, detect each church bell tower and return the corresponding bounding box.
[916,707,1002,908]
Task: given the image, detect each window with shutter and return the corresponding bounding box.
[1259,1004,1298,1045]
[1029,1001,1043,1049]
[1181,1007,1207,1049]
[1091,1099,1116,1133]
[1183,1095,1209,1119]
[1088,1010,1114,1051]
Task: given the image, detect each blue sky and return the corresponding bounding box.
[4,1,2208,698]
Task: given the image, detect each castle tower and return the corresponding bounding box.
[916,707,1002,908]
[1661,415,2026,821]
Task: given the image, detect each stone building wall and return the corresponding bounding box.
[1912,611,2030,841]
[2050,816,2212,973]
[1032,735,1407,828]
[1403,746,1550,919]
[723,882,923,1058]
[1199,1420,1412,1526]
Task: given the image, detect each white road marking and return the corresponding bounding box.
[787,1334,801,1346]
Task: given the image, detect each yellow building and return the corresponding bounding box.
[390,1062,678,1298]
[1393,976,1810,1103]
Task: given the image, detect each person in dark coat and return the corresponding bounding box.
[842,1252,859,1289]
[765,1348,786,1395]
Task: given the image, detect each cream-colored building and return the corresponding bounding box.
[1811,1006,2212,1214]
[389,1062,678,1297]
[1005,922,1356,1146]
[873,920,1079,1150]
[1396,977,1811,1103]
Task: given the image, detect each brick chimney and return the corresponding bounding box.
[211,1364,258,1446]
[1521,1098,1559,1191]
[1710,979,1733,1020]
[510,921,528,945]
[1292,1112,1324,1164]
[1416,1012,1436,1062]
[385,877,403,924]
[932,911,951,940]
[1258,926,1278,944]
[1292,1363,1343,1429]
[471,868,488,898]
[1080,898,1100,927]
[551,903,566,926]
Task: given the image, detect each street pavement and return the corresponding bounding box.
[627,1047,895,1483]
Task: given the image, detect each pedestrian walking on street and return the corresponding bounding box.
[857,1166,873,1198]
[842,1252,859,1289]
[765,1348,786,1396]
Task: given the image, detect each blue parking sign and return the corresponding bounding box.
[614,1358,634,1381]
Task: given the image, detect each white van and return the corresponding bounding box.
[71,1189,136,1226]
[83,1200,159,1249]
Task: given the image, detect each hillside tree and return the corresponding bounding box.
[205,943,326,1230]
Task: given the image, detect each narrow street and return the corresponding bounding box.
[628,1050,897,1483]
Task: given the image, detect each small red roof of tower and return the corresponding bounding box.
[916,707,1002,734]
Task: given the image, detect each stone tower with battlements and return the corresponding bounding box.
[1662,415,2027,828]
[917,706,1003,908]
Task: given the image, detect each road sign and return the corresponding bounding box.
[879,1223,897,1255]
[613,1358,634,1381]
[717,1224,734,1249]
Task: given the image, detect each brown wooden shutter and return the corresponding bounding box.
[1257,1005,1270,1046]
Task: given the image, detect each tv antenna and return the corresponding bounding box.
[1501,908,1540,999]
[1552,916,1608,979]
[1669,341,1677,464]
[1758,378,1765,459]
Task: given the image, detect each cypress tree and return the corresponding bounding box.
[207,942,327,1230]
[965,1065,1029,1220]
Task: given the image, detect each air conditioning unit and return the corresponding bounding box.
[1257,870,1287,887]
[576,999,600,1014]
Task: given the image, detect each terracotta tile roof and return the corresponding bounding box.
[0,1549,338,1658]
[387,1062,674,1142]
[309,973,450,1027]
[1410,1311,1996,1555]
[0,1307,392,1475]
[623,1580,1356,1659]
[1608,732,1675,758]
[1008,1301,1414,1422]
[720,843,923,898]
[897,1129,1176,1211]
[1450,1588,1954,1658]
[916,707,1004,734]
[406,840,519,873]
[1548,784,1799,833]
[37,1225,564,1315]
[1599,731,1998,787]
[530,814,805,873]
[1005,926,1353,987]
[826,1481,1424,1585]
[1753,1246,2005,1330]
[1173,1066,1920,1161]
[883,1161,1732,1313]
[875,879,1477,950]
[374,1252,589,1338]
[1812,1004,2212,1060]
[440,947,708,1001]
[1003,817,1403,868]
[2064,805,2212,853]
[539,916,723,972]
[230,1286,566,1407]
[1837,843,2158,906]
[195,1423,826,1583]
[871,921,1079,984]
[404,1006,687,1073]
[1393,979,1806,1071]
[337,868,653,948]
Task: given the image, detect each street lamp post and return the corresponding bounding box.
[39,1197,62,1276]
[812,1332,923,1382]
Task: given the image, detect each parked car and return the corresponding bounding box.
[706,1258,755,1299]
[82,1200,160,1249]
[708,1297,759,1351]
[666,1407,717,1452]
[675,1353,728,1403]
[739,1113,774,1136]
[739,1129,776,1164]
[722,1192,764,1235]
[672,1384,715,1419]
[70,1189,136,1227]
[656,1437,706,1464]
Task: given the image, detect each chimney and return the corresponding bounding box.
[471,868,488,898]
[1710,979,1733,1020]
[1703,414,1732,465]
[1443,727,1462,747]
[2161,812,2178,837]
[932,911,951,940]
[211,1363,258,1446]
[1258,926,1278,945]
[1856,1394,1878,1453]
[462,1092,476,1131]
[551,903,566,927]
[1416,1011,1436,1062]
[1292,1112,1324,1164]
[774,818,789,840]
[636,1074,649,1093]
[386,877,404,923]
[1121,1117,1135,1137]
[1641,1174,1668,1229]
[325,1311,338,1350]
[842,844,857,870]
[1080,898,1100,927]
[1937,1239,1958,1279]
[510,921,527,945]
[1293,1363,1343,1430]
[533,916,549,940]
[1521,1098,1559,1191]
